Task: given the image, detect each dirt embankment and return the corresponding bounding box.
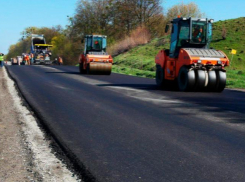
[0,67,80,182]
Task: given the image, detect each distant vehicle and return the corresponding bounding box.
[12,56,22,65]
[17,56,22,65]
[11,58,18,65]
[31,34,53,65]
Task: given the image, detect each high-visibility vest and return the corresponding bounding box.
[24,55,29,61]
[58,57,63,63]
[0,56,4,61]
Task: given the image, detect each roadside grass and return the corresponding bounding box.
[112,17,245,89]
[226,70,245,88]
[112,37,170,78]
[113,65,155,78]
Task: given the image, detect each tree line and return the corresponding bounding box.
[6,1,203,64]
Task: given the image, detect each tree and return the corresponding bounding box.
[166,2,204,22]
[133,0,163,26]
[6,27,62,60]
[72,0,164,42]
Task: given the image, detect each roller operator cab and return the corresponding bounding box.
[155,17,229,92]
[79,35,113,75]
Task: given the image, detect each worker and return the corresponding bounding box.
[193,26,203,42]
[22,54,25,65]
[26,54,30,65]
[0,53,4,67]
[47,48,52,56]
[45,54,48,60]
[94,40,101,50]
[30,53,34,65]
[23,54,28,65]
[58,56,63,65]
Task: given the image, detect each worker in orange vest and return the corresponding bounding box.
[23,54,30,65]
[26,54,30,65]
[58,56,63,65]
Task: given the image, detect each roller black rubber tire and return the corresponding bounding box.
[207,71,217,91]
[107,70,112,75]
[215,71,226,92]
[104,69,112,75]
[178,66,196,91]
[195,70,206,90]
[155,65,165,88]
[79,63,86,74]
[86,64,90,74]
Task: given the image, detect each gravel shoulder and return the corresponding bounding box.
[0,67,80,182]
[0,68,36,181]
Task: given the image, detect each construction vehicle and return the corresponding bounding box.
[11,58,18,65]
[79,35,113,75]
[16,56,22,65]
[155,17,229,92]
[12,56,22,65]
[31,34,53,65]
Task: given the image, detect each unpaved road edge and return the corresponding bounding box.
[0,67,81,182]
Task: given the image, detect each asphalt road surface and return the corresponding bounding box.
[6,65,245,182]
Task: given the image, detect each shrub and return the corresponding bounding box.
[222,26,227,40]
[108,26,151,56]
[237,71,243,75]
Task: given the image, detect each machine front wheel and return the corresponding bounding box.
[79,63,86,74]
[86,64,90,74]
[155,65,165,88]
[178,66,196,91]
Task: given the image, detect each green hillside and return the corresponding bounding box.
[112,17,245,88]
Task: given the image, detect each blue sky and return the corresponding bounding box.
[164,0,245,21]
[0,0,244,54]
[0,0,77,54]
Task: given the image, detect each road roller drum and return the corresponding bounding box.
[87,63,112,75]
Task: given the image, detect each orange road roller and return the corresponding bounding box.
[155,17,229,92]
[79,35,113,75]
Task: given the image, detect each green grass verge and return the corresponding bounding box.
[112,37,169,79]
[112,65,155,78]
[112,17,245,89]
[226,69,245,88]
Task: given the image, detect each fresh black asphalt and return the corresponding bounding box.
[6,65,245,182]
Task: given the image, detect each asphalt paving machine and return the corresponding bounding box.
[79,35,113,75]
[155,17,230,92]
[31,34,53,65]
